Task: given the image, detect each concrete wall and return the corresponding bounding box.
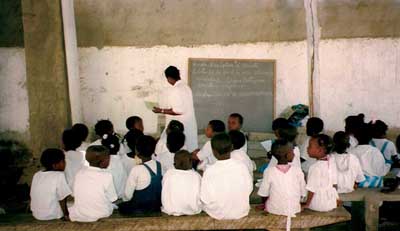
[79,42,308,134]
[0,48,29,134]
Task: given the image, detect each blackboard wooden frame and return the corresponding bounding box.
[188,58,276,133]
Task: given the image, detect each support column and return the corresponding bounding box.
[22,0,71,157]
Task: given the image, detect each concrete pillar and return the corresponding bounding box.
[22,0,71,157]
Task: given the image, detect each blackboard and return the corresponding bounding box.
[188,58,275,133]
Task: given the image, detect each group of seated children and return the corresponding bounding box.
[257,114,399,226]
[29,112,400,225]
[29,113,253,222]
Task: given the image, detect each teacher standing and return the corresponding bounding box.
[153,66,198,152]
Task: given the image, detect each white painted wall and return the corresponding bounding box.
[0,48,29,133]
[319,38,400,132]
[78,41,309,134]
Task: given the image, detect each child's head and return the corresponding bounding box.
[166,120,184,135]
[228,130,246,150]
[306,117,324,136]
[101,133,120,155]
[40,148,66,171]
[136,135,156,161]
[307,134,333,159]
[72,123,89,142]
[125,129,144,156]
[211,133,232,160]
[271,139,294,164]
[62,129,82,151]
[344,113,364,135]
[333,131,350,154]
[277,125,298,144]
[86,145,110,168]
[227,113,243,131]
[354,123,372,145]
[272,118,289,138]
[174,150,192,170]
[371,120,388,138]
[165,66,181,85]
[166,131,185,153]
[125,116,143,132]
[94,119,114,137]
[205,120,225,138]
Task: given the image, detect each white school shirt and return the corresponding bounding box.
[196,140,217,170]
[107,155,128,199]
[371,138,397,162]
[230,149,255,177]
[300,136,316,173]
[30,171,72,220]
[268,146,302,169]
[64,150,87,190]
[69,166,117,222]
[120,154,137,176]
[351,145,390,177]
[77,141,90,152]
[123,159,159,201]
[200,159,253,220]
[332,152,365,193]
[161,169,202,216]
[306,157,339,212]
[163,80,198,152]
[258,166,306,217]
[156,150,176,175]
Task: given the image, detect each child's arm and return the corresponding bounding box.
[152,107,182,116]
[59,197,70,221]
[302,191,314,209]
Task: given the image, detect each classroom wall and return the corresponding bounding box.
[79,42,309,134]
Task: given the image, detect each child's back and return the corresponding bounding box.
[161,169,202,216]
[306,157,338,211]
[370,138,397,164]
[352,145,389,178]
[258,165,306,216]
[201,158,253,219]
[333,152,365,193]
[69,145,117,222]
[64,150,87,189]
[30,171,71,220]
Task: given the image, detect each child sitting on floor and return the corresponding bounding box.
[200,133,253,220]
[258,139,306,230]
[72,123,90,152]
[156,131,185,174]
[62,129,87,189]
[227,113,248,153]
[120,135,162,215]
[30,149,71,221]
[300,117,324,173]
[161,150,202,216]
[352,124,390,188]
[228,130,255,177]
[192,120,225,170]
[331,131,365,193]
[69,145,118,222]
[155,120,184,156]
[102,134,128,199]
[303,134,339,212]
